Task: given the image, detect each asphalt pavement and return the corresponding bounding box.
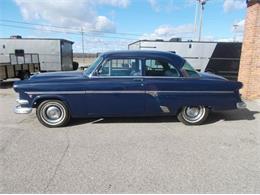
[0,81,260,193]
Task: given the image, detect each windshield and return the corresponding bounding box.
[83,56,103,77]
[181,61,200,78]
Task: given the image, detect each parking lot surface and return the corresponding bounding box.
[0,81,260,193]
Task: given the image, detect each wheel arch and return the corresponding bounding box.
[32,95,70,111]
[176,104,212,114]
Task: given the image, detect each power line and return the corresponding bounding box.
[0,23,137,40]
[0,19,142,37]
[0,19,196,39]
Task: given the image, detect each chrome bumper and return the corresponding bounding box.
[14,99,32,114]
[236,101,247,109]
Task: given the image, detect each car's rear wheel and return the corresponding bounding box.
[36,100,70,128]
[177,106,209,125]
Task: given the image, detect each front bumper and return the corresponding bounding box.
[14,99,32,114]
[236,101,247,109]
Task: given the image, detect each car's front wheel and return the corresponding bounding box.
[177,106,209,125]
[36,100,70,128]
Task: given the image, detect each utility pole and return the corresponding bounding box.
[193,1,199,40]
[233,24,239,42]
[194,0,207,41]
[198,0,207,41]
[81,27,85,65]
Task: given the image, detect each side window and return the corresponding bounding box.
[145,59,180,77]
[97,58,142,76]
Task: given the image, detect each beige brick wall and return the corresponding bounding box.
[238,2,260,100]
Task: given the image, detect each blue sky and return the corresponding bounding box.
[0,0,246,52]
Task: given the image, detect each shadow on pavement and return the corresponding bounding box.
[205,109,259,124]
[69,108,259,127]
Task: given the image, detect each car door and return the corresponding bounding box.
[86,57,145,116]
[143,58,182,115]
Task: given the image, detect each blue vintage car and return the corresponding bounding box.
[13,50,246,127]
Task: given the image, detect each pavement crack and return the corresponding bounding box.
[43,129,71,193]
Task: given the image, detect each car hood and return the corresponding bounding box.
[28,71,85,81]
[13,71,85,92]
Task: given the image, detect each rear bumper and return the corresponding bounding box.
[236,101,247,109]
[14,99,32,114]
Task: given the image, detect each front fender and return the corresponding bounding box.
[32,95,70,110]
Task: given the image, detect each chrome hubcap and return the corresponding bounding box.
[186,107,200,118]
[40,102,66,125]
[182,106,206,123]
[46,106,61,120]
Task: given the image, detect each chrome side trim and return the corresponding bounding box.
[85,90,145,94]
[160,106,170,113]
[146,91,158,97]
[25,91,86,95]
[25,90,234,95]
[148,90,233,94]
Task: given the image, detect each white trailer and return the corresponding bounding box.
[128,40,242,80]
[0,36,75,81]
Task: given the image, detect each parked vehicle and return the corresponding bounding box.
[0,37,75,81]
[0,53,40,81]
[13,50,246,128]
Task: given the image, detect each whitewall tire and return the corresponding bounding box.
[36,100,70,128]
[177,106,209,125]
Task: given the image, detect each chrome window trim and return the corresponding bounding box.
[90,57,143,78]
[143,58,182,77]
[90,76,144,79]
[88,57,105,78]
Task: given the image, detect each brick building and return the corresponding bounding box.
[238,0,260,99]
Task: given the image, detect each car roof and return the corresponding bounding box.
[101,50,185,68]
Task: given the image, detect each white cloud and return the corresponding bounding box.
[141,24,194,40]
[95,16,116,32]
[147,0,160,12]
[14,0,130,33]
[73,37,130,52]
[223,0,246,12]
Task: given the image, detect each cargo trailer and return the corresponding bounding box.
[0,36,74,81]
